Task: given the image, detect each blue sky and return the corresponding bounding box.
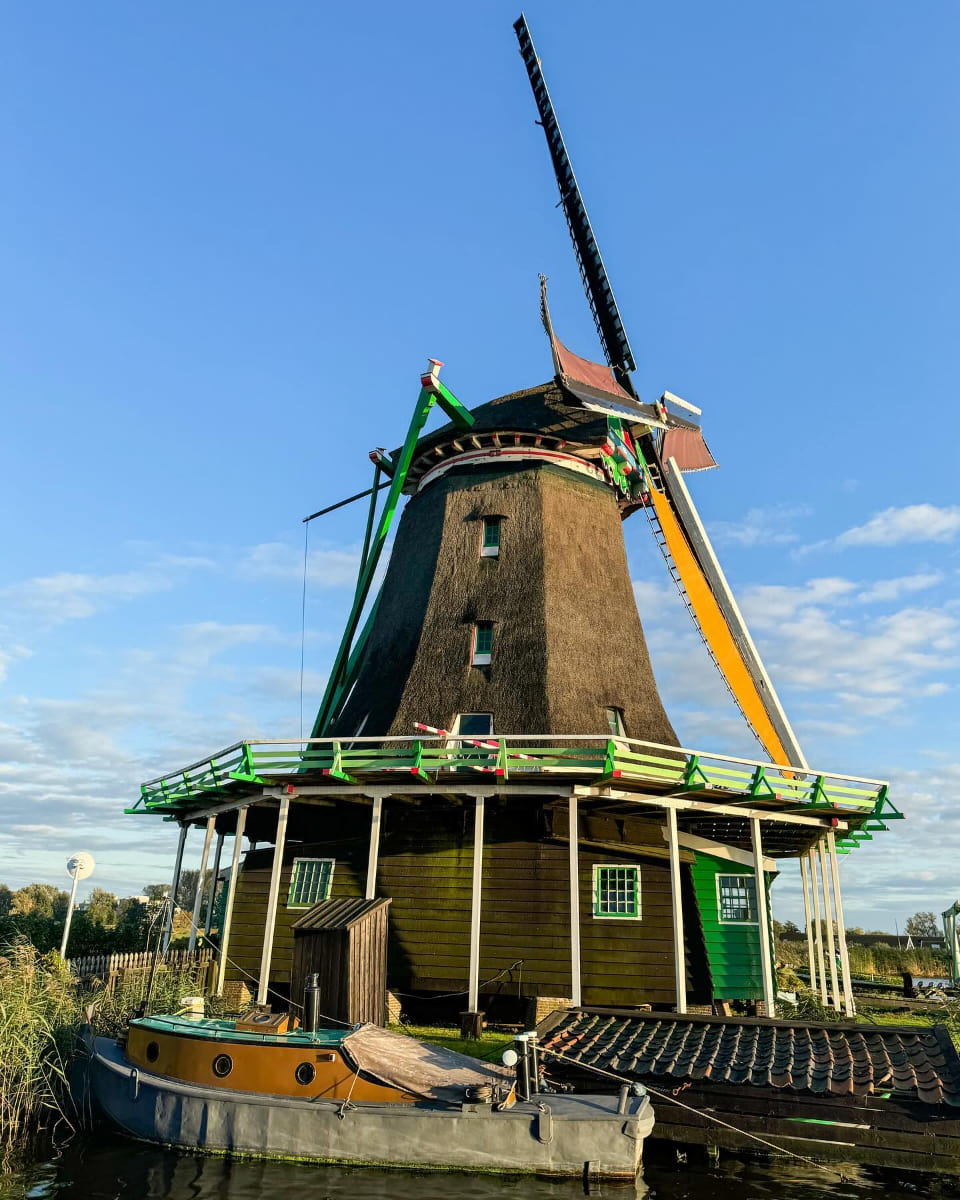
[2,2,958,930]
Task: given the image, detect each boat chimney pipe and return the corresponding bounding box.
[527,1030,540,1096]
[303,973,321,1032]
[514,1033,531,1101]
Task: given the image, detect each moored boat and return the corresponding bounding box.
[81,1009,654,1178]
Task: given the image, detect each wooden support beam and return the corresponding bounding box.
[468,795,485,1014]
[808,846,829,1006]
[257,795,290,1007]
[827,829,856,1018]
[751,817,776,1016]
[666,808,687,1014]
[580,786,847,830]
[202,831,225,938]
[569,795,582,1007]
[799,854,818,997]
[163,823,188,952]
[818,837,841,1011]
[366,795,383,900]
[188,817,216,952]
[216,805,246,997]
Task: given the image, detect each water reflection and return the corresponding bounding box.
[5,1136,960,1200]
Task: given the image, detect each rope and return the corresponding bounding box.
[336,1064,362,1120]
[541,1046,847,1182]
[299,520,309,741]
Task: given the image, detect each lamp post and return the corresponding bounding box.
[59,852,95,959]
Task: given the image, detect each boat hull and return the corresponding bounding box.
[84,1035,652,1177]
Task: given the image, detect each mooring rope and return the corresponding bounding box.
[541,1046,847,1182]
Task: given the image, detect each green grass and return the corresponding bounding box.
[389,1023,513,1062]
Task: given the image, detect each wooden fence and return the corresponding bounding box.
[66,946,214,980]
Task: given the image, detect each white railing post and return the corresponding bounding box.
[799,854,818,996]
[808,846,828,1005]
[163,823,189,952]
[257,795,290,1007]
[750,817,776,1016]
[467,795,485,1014]
[366,795,383,900]
[666,808,687,1013]
[818,838,841,1011]
[569,794,582,1007]
[216,805,247,997]
[827,829,856,1017]
[188,816,216,952]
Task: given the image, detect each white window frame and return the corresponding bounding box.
[471,622,493,666]
[450,713,494,739]
[287,857,335,909]
[715,873,759,925]
[592,863,641,921]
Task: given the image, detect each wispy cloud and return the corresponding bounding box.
[801,504,960,553]
[240,541,360,587]
[708,503,812,549]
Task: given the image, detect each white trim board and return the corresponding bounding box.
[660,828,775,872]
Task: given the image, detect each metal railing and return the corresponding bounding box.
[131,734,890,819]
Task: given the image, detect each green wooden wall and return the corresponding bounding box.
[688,849,774,1001]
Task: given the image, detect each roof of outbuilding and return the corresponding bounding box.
[539,1009,960,1107]
[291,897,391,933]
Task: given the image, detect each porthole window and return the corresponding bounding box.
[212,1053,233,1078]
[295,1061,316,1085]
[145,1041,159,1063]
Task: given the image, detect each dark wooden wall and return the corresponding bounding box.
[227,798,693,1009]
[290,906,390,1026]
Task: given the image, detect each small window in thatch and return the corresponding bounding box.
[472,622,494,665]
[287,858,335,909]
[452,713,493,737]
[605,707,626,737]
[593,865,641,919]
[480,517,501,558]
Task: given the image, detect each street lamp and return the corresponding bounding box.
[59,851,95,959]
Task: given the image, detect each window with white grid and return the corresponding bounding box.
[716,874,758,923]
[287,858,334,908]
[593,864,640,919]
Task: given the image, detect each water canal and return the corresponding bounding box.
[4,1136,960,1200]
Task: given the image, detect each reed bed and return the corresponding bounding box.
[0,939,217,1152]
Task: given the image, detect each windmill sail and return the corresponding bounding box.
[518,15,807,769]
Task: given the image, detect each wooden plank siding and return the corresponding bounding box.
[688,849,774,1001]
[225,798,694,1008]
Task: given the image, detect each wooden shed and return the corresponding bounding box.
[290,897,391,1027]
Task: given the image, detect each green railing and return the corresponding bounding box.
[130,736,897,843]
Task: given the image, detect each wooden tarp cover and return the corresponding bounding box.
[343,1024,511,1102]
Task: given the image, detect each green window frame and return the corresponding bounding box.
[287,857,334,909]
[716,873,758,924]
[480,517,501,558]
[472,622,494,665]
[593,864,641,920]
[605,706,626,737]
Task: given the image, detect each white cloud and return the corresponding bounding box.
[708,504,812,548]
[836,504,960,548]
[855,572,943,603]
[240,542,360,587]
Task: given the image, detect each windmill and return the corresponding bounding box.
[132,15,899,1025]
[513,14,807,771]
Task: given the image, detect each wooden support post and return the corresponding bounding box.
[827,829,856,1017]
[808,847,829,1005]
[188,816,216,952]
[569,794,582,1007]
[162,823,189,952]
[202,831,225,936]
[467,795,485,1015]
[750,817,776,1016]
[365,796,383,900]
[216,805,246,997]
[257,795,290,1007]
[666,808,686,1013]
[799,854,818,996]
[818,837,841,1010]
